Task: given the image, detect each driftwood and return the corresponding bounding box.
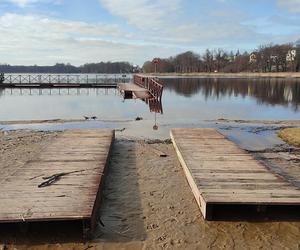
[38,170,86,188]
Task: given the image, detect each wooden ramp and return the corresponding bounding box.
[171,128,300,220]
[0,129,114,230]
[118,83,151,99]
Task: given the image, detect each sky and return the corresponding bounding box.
[0,0,300,66]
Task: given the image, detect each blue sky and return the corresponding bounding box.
[0,0,299,65]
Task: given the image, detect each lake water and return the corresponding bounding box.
[0,77,299,149]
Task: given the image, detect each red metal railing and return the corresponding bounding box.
[133,74,163,100]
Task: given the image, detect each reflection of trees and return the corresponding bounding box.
[162,78,300,111]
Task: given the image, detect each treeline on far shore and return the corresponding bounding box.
[0,61,138,74]
[143,40,300,73]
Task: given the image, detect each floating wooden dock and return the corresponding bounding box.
[118,75,163,101]
[0,129,114,232]
[171,128,300,220]
[118,83,151,99]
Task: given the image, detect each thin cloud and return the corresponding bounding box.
[99,0,182,30]
[277,0,300,13]
[7,0,61,7]
[0,13,179,65]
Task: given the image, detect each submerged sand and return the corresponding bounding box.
[213,119,300,125]
[0,130,299,250]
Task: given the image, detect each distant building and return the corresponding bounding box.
[270,55,278,63]
[286,49,297,62]
[249,53,257,63]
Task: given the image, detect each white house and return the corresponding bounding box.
[286,49,297,62]
[249,53,257,63]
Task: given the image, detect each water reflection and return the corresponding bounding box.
[119,85,163,130]
[0,77,300,123]
[0,88,118,96]
[163,78,300,111]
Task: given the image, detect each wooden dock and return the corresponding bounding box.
[118,75,163,101]
[0,129,114,232]
[171,128,300,220]
[118,83,151,99]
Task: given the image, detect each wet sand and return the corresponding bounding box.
[213,119,300,125]
[0,130,299,250]
[0,118,134,125]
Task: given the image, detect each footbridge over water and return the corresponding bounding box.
[0,74,131,88]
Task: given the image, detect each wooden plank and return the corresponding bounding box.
[118,83,152,99]
[133,90,151,99]
[0,129,114,229]
[118,83,146,92]
[171,128,300,220]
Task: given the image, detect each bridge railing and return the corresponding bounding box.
[1,74,132,85]
[133,75,163,100]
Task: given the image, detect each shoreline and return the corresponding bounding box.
[0,118,135,125]
[2,118,300,126]
[212,118,300,125]
[148,72,300,78]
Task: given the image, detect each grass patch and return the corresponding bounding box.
[278,128,300,147]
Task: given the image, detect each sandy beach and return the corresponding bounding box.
[0,129,299,250]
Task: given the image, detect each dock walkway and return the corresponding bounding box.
[118,75,164,100]
[171,128,300,220]
[118,83,151,99]
[0,74,131,88]
[0,129,114,231]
